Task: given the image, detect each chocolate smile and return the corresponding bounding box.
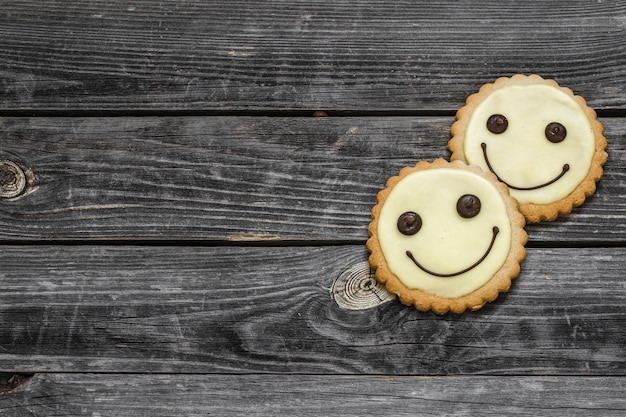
[406,226,499,278]
[481,143,569,191]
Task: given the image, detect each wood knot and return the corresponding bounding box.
[0,160,27,199]
[0,373,33,394]
[331,261,395,310]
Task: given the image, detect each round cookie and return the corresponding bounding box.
[367,159,527,314]
[449,74,607,223]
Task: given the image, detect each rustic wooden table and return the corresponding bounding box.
[0,1,625,415]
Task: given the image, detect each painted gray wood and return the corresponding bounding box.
[0,116,623,243]
[0,1,624,112]
[0,245,623,375]
[1,374,624,416]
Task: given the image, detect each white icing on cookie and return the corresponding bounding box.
[463,83,596,205]
[377,168,512,298]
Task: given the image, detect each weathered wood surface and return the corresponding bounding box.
[1,374,625,416]
[2,0,625,414]
[1,116,624,243]
[0,245,623,375]
[1,1,625,112]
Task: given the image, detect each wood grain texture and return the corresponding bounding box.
[0,245,623,375]
[1,374,625,416]
[0,116,624,243]
[2,1,624,414]
[1,0,625,112]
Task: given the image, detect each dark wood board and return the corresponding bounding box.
[0,116,623,243]
[1,1,625,112]
[0,244,623,375]
[2,1,625,415]
[1,374,625,416]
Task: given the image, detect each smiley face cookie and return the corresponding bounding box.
[367,159,527,314]
[449,74,607,223]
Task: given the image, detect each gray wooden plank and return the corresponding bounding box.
[0,374,625,416]
[0,116,624,243]
[1,0,624,111]
[0,245,623,375]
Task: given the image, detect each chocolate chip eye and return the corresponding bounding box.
[397,211,422,235]
[457,194,481,218]
[545,122,567,143]
[486,114,508,134]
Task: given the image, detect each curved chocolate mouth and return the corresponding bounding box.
[406,226,499,278]
[481,143,569,191]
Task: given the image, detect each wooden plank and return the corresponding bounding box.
[1,374,625,416]
[1,116,624,243]
[1,1,624,112]
[0,245,623,375]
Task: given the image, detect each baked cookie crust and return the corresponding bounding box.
[449,74,607,223]
[367,159,527,314]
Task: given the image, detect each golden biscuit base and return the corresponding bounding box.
[367,159,527,315]
[449,74,607,223]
